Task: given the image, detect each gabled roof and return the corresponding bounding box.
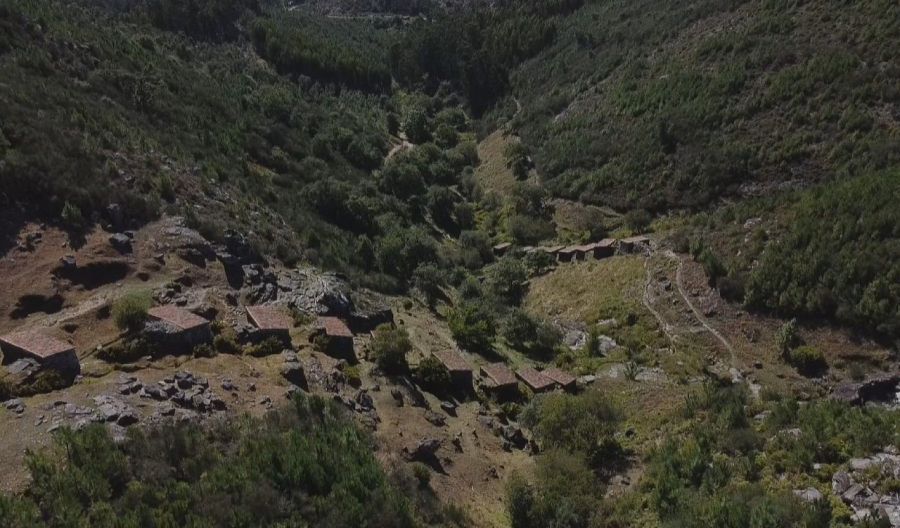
[558,245,585,254]
[0,329,75,359]
[148,305,209,331]
[432,348,472,373]
[246,305,292,332]
[538,245,565,253]
[542,367,576,387]
[481,363,517,387]
[318,316,353,338]
[516,366,555,391]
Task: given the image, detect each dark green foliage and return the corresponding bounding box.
[213,332,241,354]
[520,390,622,470]
[416,355,451,395]
[244,336,282,357]
[504,142,531,179]
[413,263,445,307]
[250,14,391,92]
[502,309,561,360]
[448,301,496,353]
[506,449,601,528]
[370,324,412,375]
[786,345,826,375]
[3,395,431,527]
[97,337,156,363]
[745,174,900,338]
[483,258,528,305]
[147,0,259,41]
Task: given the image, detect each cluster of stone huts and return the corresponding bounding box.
[0,303,362,385]
[493,235,651,261]
[430,347,577,399]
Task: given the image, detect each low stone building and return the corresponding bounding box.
[557,246,586,263]
[146,305,212,352]
[431,349,473,392]
[541,367,577,392]
[619,235,651,253]
[516,366,556,393]
[246,305,293,344]
[492,242,512,257]
[586,238,616,259]
[0,329,80,376]
[313,316,354,359]
[480,362,518,399]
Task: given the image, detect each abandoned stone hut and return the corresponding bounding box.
[313,316,354,359]
[541,367,576,392]
[246,305,293,344]
[619,235,651,253]
[145,305,212,352]
[516,366,556,393]
[492,242,512,257]
[480,362,518,398]
[431,348,474,391]
[0,329,80,376]
[586,238,616,259]
[557,245,587,263]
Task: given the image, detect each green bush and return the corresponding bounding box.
[193,343,216,359]
[788,345,826,374]
[213,333,241,355]
[411,462,431,488]
[60,201,85,230]
[520,390,622,469]
[416,355,451,395]
[1,394,422,527]
[97,338,155,364]
[448,302,496,353]
[244,337,282,357]
[370,324,412,375]
[775,319,800,357]
[112,293,151,333]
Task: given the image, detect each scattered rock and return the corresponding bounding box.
[109,233,132,253]
[424,410,446,427]
[793,487,824,503]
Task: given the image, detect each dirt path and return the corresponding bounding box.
[641,257,679,349]
[664,250,736,363]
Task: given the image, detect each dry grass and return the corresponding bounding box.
[525,256,646,326]
[474,130,519,199]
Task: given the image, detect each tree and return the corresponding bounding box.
[448,302,495,352]
[504,142,531,179]
[484,258,528,305]
[403,107,430,144]
[413,264,445,307]
[370,324,412,375]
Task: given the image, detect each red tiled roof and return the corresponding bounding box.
[0,329,74,359]
[542,367,576,387]
[319,316,352,338]
[516,366,555,391]
[432,349,472,373]
[148,305,209,331]
[246,305,292,331]
[481,363,517,387]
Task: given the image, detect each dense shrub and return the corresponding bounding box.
[370,324,412,375]
[448,302,496,353]
[520,390,622,469]
[0,394,430,527]
[787,345,826,375]
[112,293,151,333]
[415,355,451,395]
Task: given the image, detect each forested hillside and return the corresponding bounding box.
[495,0,900,339]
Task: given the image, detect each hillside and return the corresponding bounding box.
[0,1,899,528]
